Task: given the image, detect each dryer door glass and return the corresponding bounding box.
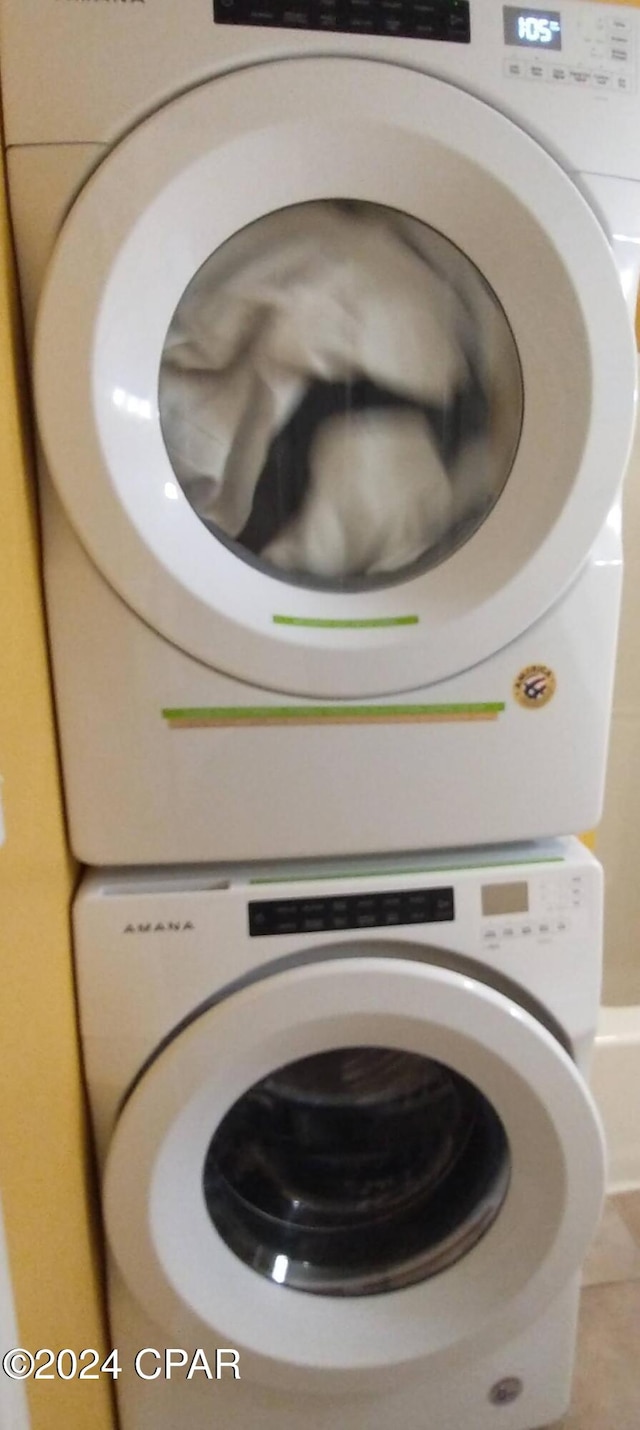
[158,202,523,591]
[202,1044,510,1295]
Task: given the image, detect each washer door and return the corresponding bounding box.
[35,58,636,698]
[103,955,605,1394]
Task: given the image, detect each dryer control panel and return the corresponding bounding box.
[213,0,470,42]
[503,4,636,93]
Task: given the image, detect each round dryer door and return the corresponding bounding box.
[36,58,636,698]
[103,954,605,1394]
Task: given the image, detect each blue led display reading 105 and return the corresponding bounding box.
[503,8,562,50]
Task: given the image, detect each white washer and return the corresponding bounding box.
[74,837,605,1430]
[1,1,639,864]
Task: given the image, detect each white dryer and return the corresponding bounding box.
[1,0,638,864]
[74,838,605,1430]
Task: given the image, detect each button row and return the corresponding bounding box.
[580,14,632,44]
[483,918,570,944]
[249,885,455,937]
[578,42,632,65]
[214,0,470,38]
[504,58,633,91]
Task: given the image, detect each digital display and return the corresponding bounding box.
[481,882,529,917]
[503,7,562,50]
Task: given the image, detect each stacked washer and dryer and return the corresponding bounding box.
[1,2,638,1426]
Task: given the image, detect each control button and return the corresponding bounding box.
[568,68,592,86]
[302,918,324,932]
[414,0,442,29]
[521,924,533,937]
[504,58,525,79]
[556,919,569,933]
[615,73,633,91]
[591,71,612,90]
[432,891,455,921]
[610,18,632,42]
[446,13,470,39]
[538,922,551,934]
[385,912,401,924]
[611,46,630,64]
[277,921,298,934]
[483,929,498,942]
[526,60,547,81]
[548,64,569,83]
[502,926,515,939]
[332,917,349,929]
[357,914,377,926]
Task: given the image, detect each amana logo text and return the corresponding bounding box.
[123,921,195,934]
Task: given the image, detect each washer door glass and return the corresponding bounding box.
[158,202,522,591]
[203,1044,510,1295]
[103,954,605,1389]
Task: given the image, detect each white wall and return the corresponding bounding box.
[599,408,640,1006]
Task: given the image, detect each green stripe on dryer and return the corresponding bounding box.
[272,615,419,629]
[163,702,506,728]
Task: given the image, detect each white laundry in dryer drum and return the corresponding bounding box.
[74,838,605,1430]
[1,0,639,864]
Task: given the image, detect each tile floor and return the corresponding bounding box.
[550,1192,640,1428]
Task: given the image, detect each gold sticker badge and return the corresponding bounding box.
[513,664,557,711]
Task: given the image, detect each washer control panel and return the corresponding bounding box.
[481,866,588,951]
[249,885,455,936]
[503,5,636,93]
